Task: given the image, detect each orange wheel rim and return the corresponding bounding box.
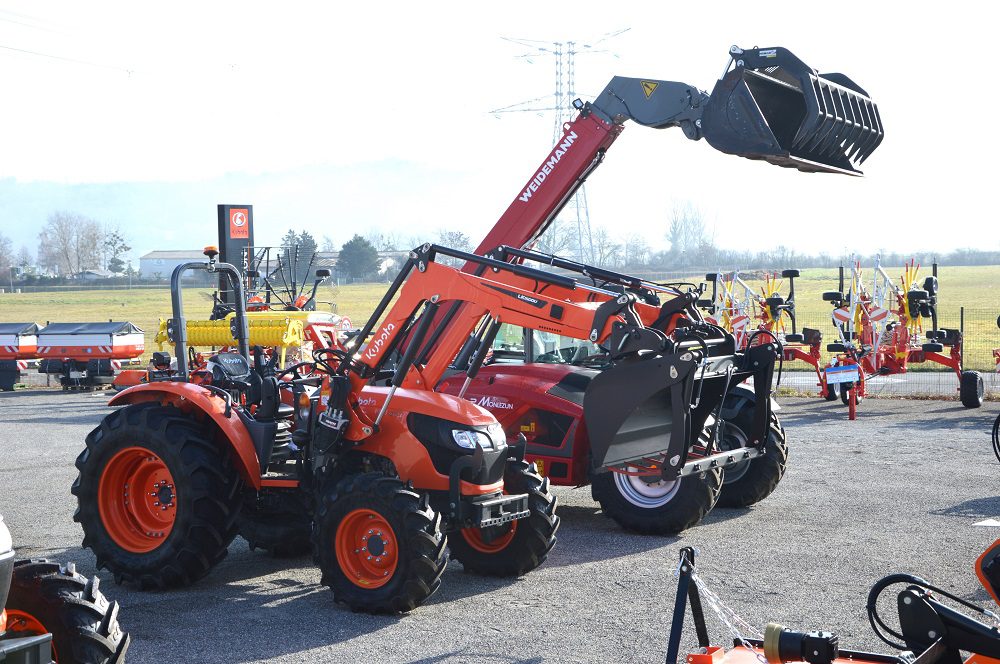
[461,520,517,554]
[6,609,57,660]
[98,446,177,553]
[334,509,398,589]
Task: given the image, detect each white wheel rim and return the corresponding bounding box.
[613,470,681,508]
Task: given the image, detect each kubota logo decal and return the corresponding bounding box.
[518,131,578,203]
[364,322,396,360]
[229,208,249,239]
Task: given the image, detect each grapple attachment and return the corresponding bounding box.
[701,46,883,175]
[583,351,697,471]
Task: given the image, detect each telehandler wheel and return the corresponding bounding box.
[314,472,447,614]
[823,382,840,401]
[6,559,130,663]
[72,403,243,589]
[238,511,312,558]
[715,412,788,509]
[960,370,985,409]
[841,383,862,406]
[448,459,559,577]
[591,466,722,535]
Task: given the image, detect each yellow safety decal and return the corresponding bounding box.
[533,460,545,477]
[641,80,658,98]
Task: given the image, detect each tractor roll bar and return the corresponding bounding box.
[168,259,249,381]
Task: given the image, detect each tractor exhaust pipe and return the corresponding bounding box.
[701,46,883,176]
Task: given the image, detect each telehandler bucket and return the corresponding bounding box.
[583,351,698,471]
[701,46,883,175]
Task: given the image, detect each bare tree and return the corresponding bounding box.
[37,212,103,276]
[534,220,576,256]
[321,235,337,252]
[0,233,13,273]
[622,233,650,267]
[592,226,622,267]
[365,230,404,252]
[665,202,708,267]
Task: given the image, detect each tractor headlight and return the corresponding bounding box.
[452,429,493,450]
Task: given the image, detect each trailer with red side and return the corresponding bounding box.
[0,323,39,391]
[35,322,145,390]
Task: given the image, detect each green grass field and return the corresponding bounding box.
[2,265,998,369]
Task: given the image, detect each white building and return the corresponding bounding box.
[138,250,206,280]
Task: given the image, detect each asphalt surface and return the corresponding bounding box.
[1,389,999,664]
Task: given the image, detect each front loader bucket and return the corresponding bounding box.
[701,46,883,175]
[583,352,697,471]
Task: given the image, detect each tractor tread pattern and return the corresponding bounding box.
[448,459,559,577]
[715,411,788,508]
[591,466,722,535]
[960,370,985,409]
[7,558,130,664]
[314,472,447,614]
[72,402,243,589]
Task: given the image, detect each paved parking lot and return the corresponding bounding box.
[1,390,999,663]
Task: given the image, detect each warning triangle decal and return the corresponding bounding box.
[641,80,658,98]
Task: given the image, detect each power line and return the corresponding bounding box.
[0,42,133,74]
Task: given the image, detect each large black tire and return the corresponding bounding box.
[6,559,130,664]
[823,381,840,401]
[448,459,559,577]
[715,408,788,509]
[314,472,447,614]
[840,382,862,406]
[238,511,312,558]
[960,370,985,409]
[591,466,722,535]
[72,403,243,589]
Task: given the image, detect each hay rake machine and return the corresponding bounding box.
[822,257,982,409]
[704,270,835,399]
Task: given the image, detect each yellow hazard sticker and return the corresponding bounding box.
[641,80,658,98]
[533,460,545,476]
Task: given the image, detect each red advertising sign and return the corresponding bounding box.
[229,208,250,239]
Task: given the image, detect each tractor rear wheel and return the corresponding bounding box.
[960,370,985,408]
[314,472,447,614]
[448,459,559,577]
[591,466,721,535]
[6,559,130,663]
[715,411,788,508]
[72,403,243,589]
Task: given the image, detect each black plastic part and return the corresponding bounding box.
[822,291,844,302]
[777,628,840,664]
[781,269,800,278]
[784,333,805,344]
[921,343,944,353]
[828,343,847,352]
[802,327,823,345]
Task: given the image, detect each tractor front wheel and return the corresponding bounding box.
[314,472,447,614]
[591,466,721,535]
[5,559,130,663]
[72,403,243,589]
[448,459,559,577]
[841,383,863,406]
[960,370,985,408]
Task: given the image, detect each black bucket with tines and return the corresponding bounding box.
[701,46,883,176]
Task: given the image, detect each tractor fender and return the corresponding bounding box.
[108,382,262,488]
[719,384,780,421]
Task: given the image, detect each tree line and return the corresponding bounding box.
[0,212,133,281]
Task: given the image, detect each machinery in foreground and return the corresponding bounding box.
[0,512,129,664]
[665,544,1000,664]
[822,258,982,408]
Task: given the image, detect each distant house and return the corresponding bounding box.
[75,269,115,280]
[139,250,207,280]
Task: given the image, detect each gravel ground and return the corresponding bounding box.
[1,389,998,664]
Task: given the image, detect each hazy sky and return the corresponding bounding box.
[1,2,997,261]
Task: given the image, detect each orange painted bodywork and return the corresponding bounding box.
[351,386,503,495]
[976,539,1000,606]
[705,646,889,664]
[112,369,148,389]
[108,382,262,488]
